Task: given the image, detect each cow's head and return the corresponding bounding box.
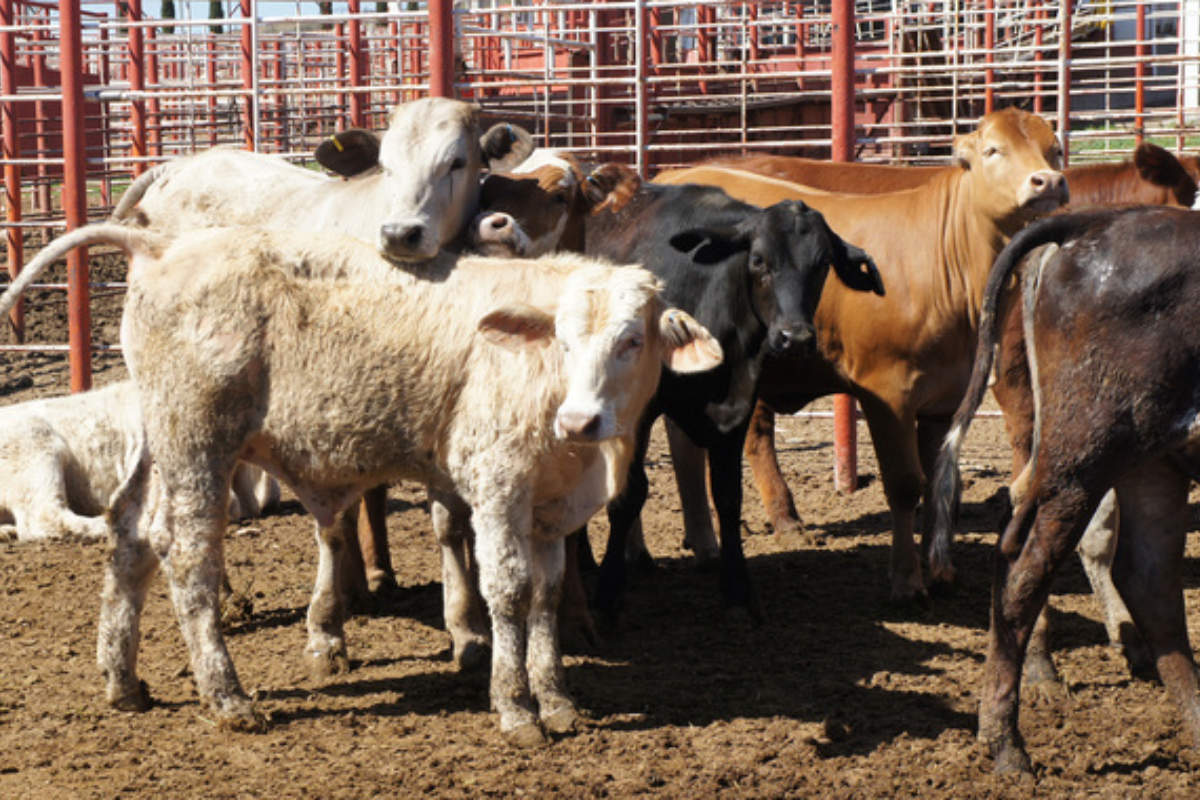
[314,98,535,263]
[479,262,722,444]
[471,156,642,258]
[668,199,882,357]
[954,107,1068,231]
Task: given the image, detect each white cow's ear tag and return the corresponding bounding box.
[478,304,555,351]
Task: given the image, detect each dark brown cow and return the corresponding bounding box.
[929,206,1200,774]
[655,107,1067,601]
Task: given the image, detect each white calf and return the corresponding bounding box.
[98,224,721,746]
[0,381,278,542]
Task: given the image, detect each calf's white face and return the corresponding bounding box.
[543,266,722,443]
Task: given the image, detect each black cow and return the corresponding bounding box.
[930,205,1200,774]
[581,172,884,617]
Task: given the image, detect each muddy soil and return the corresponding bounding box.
[1,253,1199,798]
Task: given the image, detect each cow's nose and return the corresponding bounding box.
[1025,170,1069,206]
[771,325,815,355]
[477,212,514,238]
[556,410,603,441]
[381,222,430,257]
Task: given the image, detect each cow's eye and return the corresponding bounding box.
[450,156,467,172]
[617,334,644,359]
[750,252,767,273]
[983,146,1000,158]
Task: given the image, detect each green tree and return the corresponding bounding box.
[209,1,224,34]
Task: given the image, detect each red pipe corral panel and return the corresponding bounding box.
[831,0,857,494]
[59,0,91,392]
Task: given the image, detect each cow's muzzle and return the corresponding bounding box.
[380,221,438,261]
[1020,170,1069,212]
[768,323,816,356]
[555,408,610,442]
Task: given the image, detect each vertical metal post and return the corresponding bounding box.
[984,0,995,112]
[1057,0,1071,166]
[61,0,93,392]
[145,26,160,157]
[127,0,146,174]
[634,0,647,176]
[429,0,455,97]
[1135,0,1146,142]
[831,0,857,494]
[347,0,366,127]
[1,0,23,342]
[240,0,258,150]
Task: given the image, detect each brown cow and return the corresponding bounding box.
[929,206,1200,774]
[655,106,1067,601]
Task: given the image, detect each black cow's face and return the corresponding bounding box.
[745,201,883,356]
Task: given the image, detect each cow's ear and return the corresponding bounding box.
[315,129,381,178]
[481,123,536,172]
[658,309,723,373]
[669,227,746,264]
[585,164,641,212]
[952,131,978,170]
[478,304,555,350]
[831,240,886,297]
[1135,142,1198,206]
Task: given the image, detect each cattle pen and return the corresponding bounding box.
[6,4,1200,796]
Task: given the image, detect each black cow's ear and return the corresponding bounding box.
[481,123,535,172]
[315,129,381,178]
[669,227,746,264]
[832,241,885,296]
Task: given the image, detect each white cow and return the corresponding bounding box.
[0,381,279,542]
[89,223,721,747]
[0,97,534,319]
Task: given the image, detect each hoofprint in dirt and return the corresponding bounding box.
[3,265,1200,795]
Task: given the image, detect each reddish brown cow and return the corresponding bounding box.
[929,206,1200,774]
[655,107,1067,601]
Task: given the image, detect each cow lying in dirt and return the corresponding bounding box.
[930,206,1200,773]
[0,380,278,542]
[0,97,534,320]
[91,223,720,747]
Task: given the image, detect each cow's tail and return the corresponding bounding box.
[0,222,166,321]
[928,210,1095,580]
[111,163,167,221]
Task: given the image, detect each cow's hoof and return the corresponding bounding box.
[0,524,17,543]
[306,646,350,680]
[215,705,269,733]
[993,744,1034,776]
[504,722,549,749]
[541,705,579,735]
[454,640,491,674]
[1023,652,1063,687]
[108,679,152,712]
[768,514,805,537]
[366,572,400,597]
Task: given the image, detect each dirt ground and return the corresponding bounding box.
[2,254,1200,798]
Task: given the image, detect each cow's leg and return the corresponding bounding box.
[97,456,159,712]
[305,513,354,678]
[708,423,759,619]
[1110,467,1200,749]
[472,495,544,747]
[526,534,578,735]
[859,398,926,602]
[917,415,956,588]
[430,491,490,672]
[980,487,1091,774]
[743,400,804,536]
[156,465,260,728]
[356,484,398,595]
[595,415,655,616]
[15,452,110,540]
[663,418,719,560]
[1076,490,1154,680]
[559,528,598,649]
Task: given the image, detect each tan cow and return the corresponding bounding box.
[89,223,720,747]
[656,106,1067,601]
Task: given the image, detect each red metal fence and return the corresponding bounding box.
[3,1,1200,475]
